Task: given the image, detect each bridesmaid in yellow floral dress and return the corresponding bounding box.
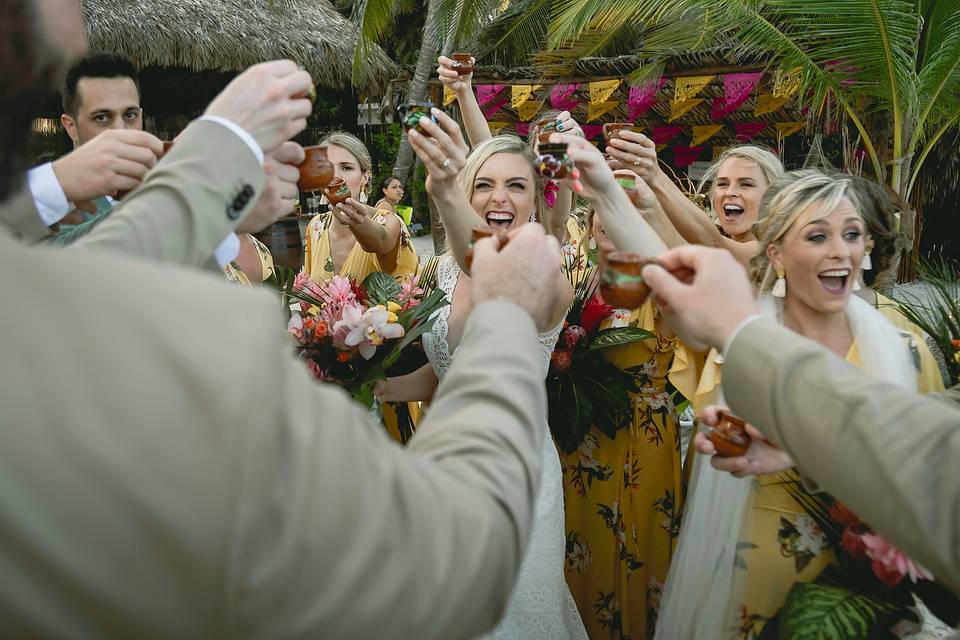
[302,132,417,283]
[561,209,683,640]
[301,132,419,440]
[659,171,943,639]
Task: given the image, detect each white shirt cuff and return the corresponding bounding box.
[213,233,241,267]
[197,116,264,166]
[721,314,764,359]
[27,162,71,226]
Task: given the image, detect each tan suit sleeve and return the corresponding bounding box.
[0,183,51,243]
[229,300,546,639]
[73,119,266,266]
[723,319,960,592]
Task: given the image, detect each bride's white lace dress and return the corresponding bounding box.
[423,257,588,640]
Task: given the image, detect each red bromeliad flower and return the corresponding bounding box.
[580,293,614,336]
[840,525,870,562]
[350,279,368,304]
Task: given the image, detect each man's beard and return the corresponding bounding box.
[0,0,68,203]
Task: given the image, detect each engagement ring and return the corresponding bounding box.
[440,158,451,168]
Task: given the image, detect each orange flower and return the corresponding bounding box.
[303,318,315,331]
[314,320,328,339]
[951,339,960,349]
[337,351,350,362]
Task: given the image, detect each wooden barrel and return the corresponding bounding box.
[253,216,304,271]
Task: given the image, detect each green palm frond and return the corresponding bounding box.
[351,0,398,81]
[546,0,702,50]
[912,3,960,141]
[434,0,500,52]
[476,0,553,65]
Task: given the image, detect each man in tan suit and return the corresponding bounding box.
[0,0,558,636]
[642,245,960,594]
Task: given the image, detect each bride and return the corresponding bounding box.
[375,114,587,639]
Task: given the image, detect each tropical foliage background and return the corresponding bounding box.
[345,0,960,272]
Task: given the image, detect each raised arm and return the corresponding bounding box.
[554,133,668,258]
[608,131,754,260]
[438,56,492,149]
[406,110,476,271]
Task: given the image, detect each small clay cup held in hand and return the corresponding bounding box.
[535,117,559,144]
[399,101,437,135]
[536,143,575,180]
[322,177,351,207]
[298,145,334,192]
[451,53,474,76]
[464,225,510,270]
[602,122,638,144]
[599,252,658,309]
[709,411,752,457]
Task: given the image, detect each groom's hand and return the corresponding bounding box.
[471,224,559,332]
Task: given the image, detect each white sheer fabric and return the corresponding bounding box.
[423,257,586,640]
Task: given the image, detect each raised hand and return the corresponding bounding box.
[547,132,619,201]
[694,405,795,477]
[606,130,660,181]
[437,55,473,94]
[236,141,304,233]
[204,60,313,154]
[407,108,470,191]
[331,198,378,227]
[470,224,561,332]
[52,129,163,202]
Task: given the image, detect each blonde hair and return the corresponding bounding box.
[457,135,546,224]
[319,131,372,198]
[698,145,785,216]
[750,169,864,292]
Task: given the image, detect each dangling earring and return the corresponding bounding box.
[862,250,872,271]
[853,277,863,291]
[359,189,368,204]
[772,265,787,298]
[529,210,538,223]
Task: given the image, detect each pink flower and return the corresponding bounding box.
[287,313,305,341]
[319,276,357,307]
[333,304,405,359]
[840,526,869,562]
[398,277,424,305]
[305,358,324,380]
[861,534,933,587]
[543,179,560,208]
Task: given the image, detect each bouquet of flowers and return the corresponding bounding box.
[773,476,958,638]
[285,269,447,407]
[547,243,655,454]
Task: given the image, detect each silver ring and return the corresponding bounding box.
[440,158,451,168]
[633,158,643,167]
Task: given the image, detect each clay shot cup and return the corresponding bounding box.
[321,177,351,206]
[602,122,638,144]
[399,101,437,135]
[599,252,659,309]
[464,225,510,270]
[451,52,474,75]
[298,145,335,192]
[709,411,752,457]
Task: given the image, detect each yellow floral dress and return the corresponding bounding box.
[302,211,418,282]
[223,235,274,286]
[673,336,943,638]
[561,301,683,640]
[302,211,420,440]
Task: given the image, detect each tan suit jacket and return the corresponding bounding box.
[723,319,960,593]
[0,121,547,637]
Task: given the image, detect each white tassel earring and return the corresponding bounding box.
[862,250,872,271]
[359,189,368,204]
[772,265,787,298]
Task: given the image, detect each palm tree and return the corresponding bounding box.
[486,0,960,273]
[350,0,505,251]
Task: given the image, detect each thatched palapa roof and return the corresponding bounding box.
[82,0,398,94]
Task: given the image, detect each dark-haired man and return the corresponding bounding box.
[60,52,142,146]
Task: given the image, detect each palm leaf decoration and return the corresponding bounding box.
[778,581,904,639]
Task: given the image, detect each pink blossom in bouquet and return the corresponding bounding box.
[288,313,304,340]
[398,277,424,308]
[860,533,933,587]
[334,304,405,359]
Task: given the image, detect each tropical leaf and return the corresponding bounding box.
[587,326,655,351]
[778,582,903,639]
[351,0,397,81]
[477,0,553,65]
[362,271,403,306]
[434,0,501,52]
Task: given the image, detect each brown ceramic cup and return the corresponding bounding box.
[451,52,474,75]
[535,117,559,144]
[464,225,510,270]
[321,177,351,206]
[599,252,658,308]
[602,122,638,143]
[709,410,752,457]
[298,145,335,192]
